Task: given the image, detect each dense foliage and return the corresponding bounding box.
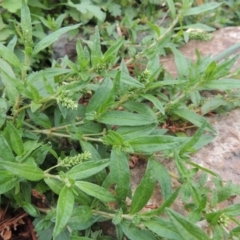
[1,0,240,239]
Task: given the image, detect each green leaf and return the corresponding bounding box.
[0,159,44,181]
[144,217,183,240]
[79,140,107,184]
[86,78,113,114]
[152,158,172,200]
[21,1,32,45]
[173,108,216,133]
[68,206,92,230]
[121,72,144,88]
[104,38,124,61]
[123,101,156,120]
[98,71,121,113]
[120,220,157,240]
[27,109,51,128]
[184,2,222,16]
[171,47,189,77]
[53,186,75,239]
[98,111,157,126]
[75,181,115,202]
[130,158,156,214]
[90,26,103,65]
[76,40,90,71]
[0,173,17,194]
[180,120,207,153]
[116,124,157,140]
[7,122,24,156]
[103,130,125,147]
[142,188,180,217]
[2,0,22,13]
[166,208,210,240]
[44,177,64,195]
[22,202,39,217]
[32,23,81,55]
[200,79,240,91]
[128,135,186,154]
[67,159,110,180]
[30,102,42,112]
[147,22,161,37]
[0,60,19,104]
[0,135,15,162]
[222,203,240,217]
[68,1,106,22]
[0,43,21,68]
[141,93,165,114]
[0,99,7,128]
[110,148,130,205]
[166,0,176,18]
[201,97,227,116]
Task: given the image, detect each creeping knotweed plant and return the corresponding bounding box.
[1,1,240,240]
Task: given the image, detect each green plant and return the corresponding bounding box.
[1,1,240,240]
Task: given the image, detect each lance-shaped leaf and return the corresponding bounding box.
[76,40,90,71]
[7,122,24,156]
[68,206,92,230]
[44,177,64,195]
[21,1,32,44]
[221,203,240,217]
[0,173,17,194]
[130,158,156,214]
[75,181,115,202]
[110,148,130,204]
[98,71,121,113]
[184,2,222,16]
[86,78,113,114]
[116,124,157,141]
[90,26,103,65]
[53,186,75,239]
[121,72,144,88]
[173,108,216,133]
[80,140,107,184]
[0,135,15,162]
[166,0,176,18]
[142,188,180,217]
[98,111,157,126]
[141,93,165,114]
[104,38,124,61]
[0,159,44,181]
[120,220,157,240]
[151,158,172,200]
[200,79,240,91]
[166,208,210,240]
[171,47,189,78]
[201,98,227,116]
[32,23,81,55]
[180,120,207,154]
[128,135,186,154]
[0,43,21,68]
[67,159,110,180]
[144,217,183,240]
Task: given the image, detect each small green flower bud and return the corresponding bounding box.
[60,151,92,167]
[138,69,151,83]
[218,213,229,227]
[187,29,212,41]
